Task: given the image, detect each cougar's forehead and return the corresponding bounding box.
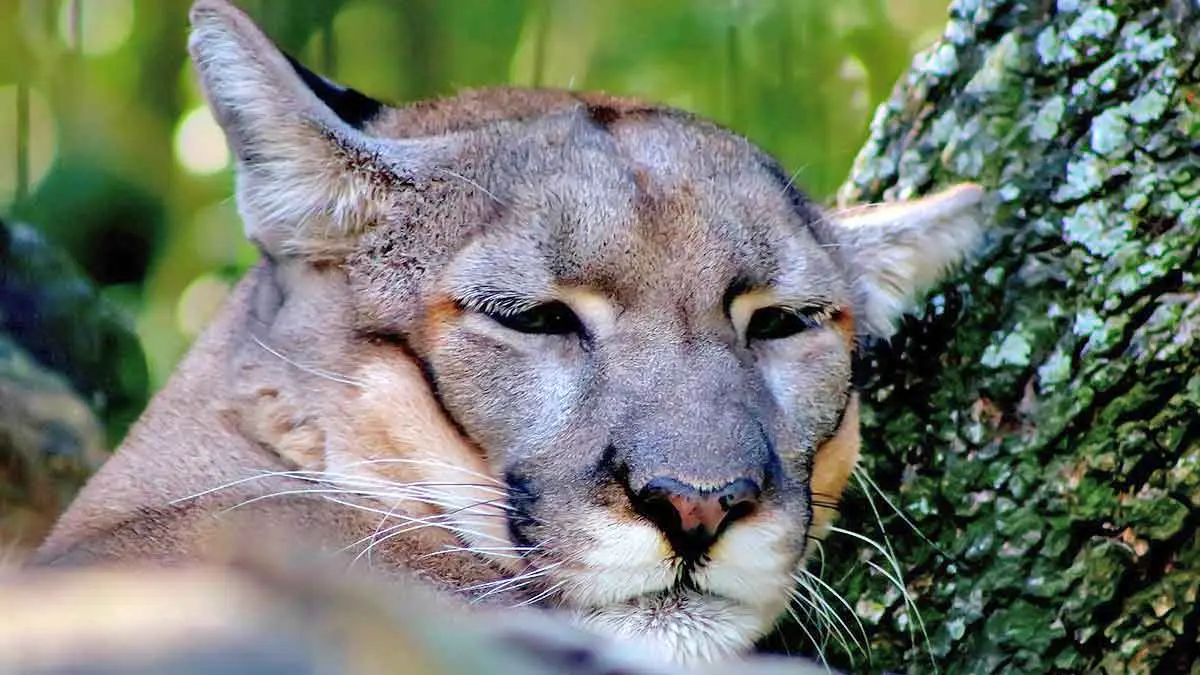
[454,111,849,309]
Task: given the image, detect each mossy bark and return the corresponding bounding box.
[811,1,1199,673]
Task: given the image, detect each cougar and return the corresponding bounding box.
[32,0,986,666]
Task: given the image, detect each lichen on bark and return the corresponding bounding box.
[810,0,1200,673]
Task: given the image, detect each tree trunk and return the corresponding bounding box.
[806,1,1199,673]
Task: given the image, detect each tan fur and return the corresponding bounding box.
[32,0,988,667]
[809,395,862,539]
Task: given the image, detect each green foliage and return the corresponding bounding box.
[0,218,147,446]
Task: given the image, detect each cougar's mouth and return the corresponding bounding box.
[495,476,797,663]
[604,586,725,611]
[597,571,719,606]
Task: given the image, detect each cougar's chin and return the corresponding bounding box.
[531,513,799,664]
[572,591,767,665]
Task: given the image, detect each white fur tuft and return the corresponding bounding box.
[829,183,987,338]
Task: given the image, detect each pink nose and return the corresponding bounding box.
[665,491,731,534]
[633,477,761,558]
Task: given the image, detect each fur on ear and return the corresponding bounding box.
[825,183,987,339]
[187,0,448,258]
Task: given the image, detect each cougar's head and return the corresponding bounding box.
[189,0,986,665]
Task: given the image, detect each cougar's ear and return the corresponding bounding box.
[826,183,987,339]
[188,0,445,258]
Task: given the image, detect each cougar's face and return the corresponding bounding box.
[188,1,982,664]
[394,111,859,663]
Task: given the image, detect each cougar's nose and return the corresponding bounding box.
[631,477,761,559]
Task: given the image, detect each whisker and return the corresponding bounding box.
[824,200,890,219]
[305,475,516,513]
[353,489,515,515]
[787,588,844,662]
[249,333,366,388]
[349,493,521,562]
[331,497,512,549]
[461,561,562,593]
[460,572,542,594]
[826,527,903,582]
[187,471,520,566]
[169,458,546,571]
[171,465,503,508]
[433,167,506,206]
[214,487,387,515]
[216,485,504,521]
[352,516,458,564]
[512,579,568,608]
[777,163,809,197]
[417,545,540,561]
[470,574,549,603]
[351,518,506,565]
[168,469,315,505]
[861,557,937,675]
[463,562,565,604]
[809,537,826,573]
[282,469,510,496]
[850,469,905,570]
[842,472,940,673]
[792,571,868,659]
[852,466,949,557]
[787,584,853,666]
[363,484,414,568]
[341,513,452,556]
[786,587,833,656]
[783,603,830,672]
[795,568,870,657]
[338,457,504,487]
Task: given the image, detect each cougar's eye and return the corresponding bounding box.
[745,306,820,341]
[488,301,582,335]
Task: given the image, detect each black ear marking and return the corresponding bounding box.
[283,53,383,130]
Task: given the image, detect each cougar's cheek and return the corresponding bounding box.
[332,358,525,571]
[807,394,861,545]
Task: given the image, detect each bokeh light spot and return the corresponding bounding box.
[58,0,136,57]
[174,105,230,176]
[176,273,232,337]
[839,56,870,111]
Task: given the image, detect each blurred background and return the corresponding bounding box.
[1,0,952,425]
